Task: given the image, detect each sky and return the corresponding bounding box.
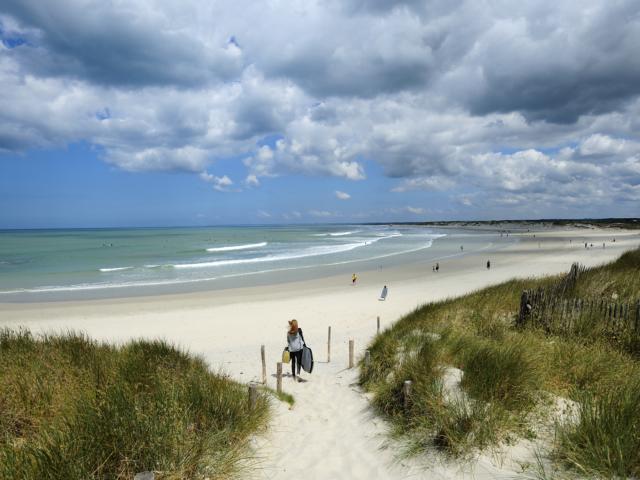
[0,0,639,228]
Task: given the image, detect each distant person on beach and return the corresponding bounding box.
[380,285,388,301]
[435,263,439,272]
[287,319,305,382]
[352,273,358,285]
[486,260,491,269]
[460,245,463,251]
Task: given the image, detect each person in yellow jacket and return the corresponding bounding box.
[352,273,358,285]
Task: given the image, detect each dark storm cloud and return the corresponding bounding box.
[455,1,640,123]
[340,0,463,16]
[256,13,437,99]
[0,0,242,87]
[272,54,432,98]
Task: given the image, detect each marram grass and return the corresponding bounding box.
[360,247,640,478]
[0,329,269,480]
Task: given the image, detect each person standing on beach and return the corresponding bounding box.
[287,319,305,382]
[352,273,358,285]
[380,285,388,300]
[435,263,439,272]
[486,260,491,269]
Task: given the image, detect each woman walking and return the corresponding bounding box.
[287,319,306,381]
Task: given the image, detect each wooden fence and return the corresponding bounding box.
[519,290,639,333]
[517,263,640,346]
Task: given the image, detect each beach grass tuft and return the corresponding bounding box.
[360,247,640,478]
[556,378,640,477]
[0,329,269,480]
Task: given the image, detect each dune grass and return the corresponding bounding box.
[360,247,640,478]
[0,329,269,480]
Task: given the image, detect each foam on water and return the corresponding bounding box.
[174,232,406,269]
[312,230,359,237]
[99,266,134,272]
[206,242,267,252]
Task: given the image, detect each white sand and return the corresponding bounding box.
[2,227,639,479]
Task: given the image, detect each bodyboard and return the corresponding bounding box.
[301,346,314,373]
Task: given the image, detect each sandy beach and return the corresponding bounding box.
[2,227,639,479]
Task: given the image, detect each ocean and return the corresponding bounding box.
[0,224,502,301]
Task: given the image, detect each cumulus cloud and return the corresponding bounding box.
[199,171,234,191]
[392,176,455,192]
[245,174,260,187]
[405,206,426,215]
[335,190,351,200]
[0,0,243,87]
[308,210,335,218]
[243,136,365,181]
[282,210,302,220]
[1,0,639,217]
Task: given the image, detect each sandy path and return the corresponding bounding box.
[250,362,420,480]
[250,339,545,480]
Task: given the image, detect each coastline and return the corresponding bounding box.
[2,227,638,376]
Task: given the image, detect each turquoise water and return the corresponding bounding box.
[0,225,457,300]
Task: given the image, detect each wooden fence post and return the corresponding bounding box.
[260,345,266,385]
[518,290,529,327]
[248,383,258,410]
[276,362,282,394]
[327,326,331,363]
[349,339,354,368]
[377,316,380,334]
[365,350,371,369]
[578,299,584,328]
[403,380,412,411]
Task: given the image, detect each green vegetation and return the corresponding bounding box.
[373,217,640,230]
[262,386,295,407]
[0,330,269,480]
[360,248,640,478]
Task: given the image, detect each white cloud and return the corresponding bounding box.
[579,134,630,157]
[392,176,455,192]
[257,210,271,218]
[308,210,334,218]
[282,210,302,220]
[245,174,260,186]
[405,206,426,215]
[335,190,351,200]
[199,171,234,191]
